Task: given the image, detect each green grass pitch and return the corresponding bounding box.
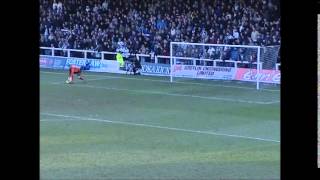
[40,69,280,180]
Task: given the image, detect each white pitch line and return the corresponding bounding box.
[41,112,280,143]
[52,77,116,84]
[40,71,280,92]
[49,82,279,104]
[40,119,52,121]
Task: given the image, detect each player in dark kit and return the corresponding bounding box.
[66,61,91,84]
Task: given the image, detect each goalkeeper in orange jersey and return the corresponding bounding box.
[66,61,91,84]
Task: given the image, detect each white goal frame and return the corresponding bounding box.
[170,42,262,90]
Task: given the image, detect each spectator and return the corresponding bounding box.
[40,0,280,62]
[232,28,239,39]
[52,0,58,11]
[251,28,259,43]
[102,0,108,10]
[57,1,63,13]
[230,48,239,61]
[86,5,90,13]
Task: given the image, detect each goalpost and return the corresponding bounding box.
[170,42,280,90]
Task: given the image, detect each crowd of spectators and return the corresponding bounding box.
[40,0,280,62]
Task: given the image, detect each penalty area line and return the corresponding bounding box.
[49,82,279,105]
[41,112,280,143]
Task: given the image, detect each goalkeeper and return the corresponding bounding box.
[66,61,91,84]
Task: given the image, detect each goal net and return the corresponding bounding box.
[170,42,280,90]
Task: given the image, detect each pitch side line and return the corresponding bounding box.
[41,112,280,143]
[40,71,280,92]
[48,81,279,104]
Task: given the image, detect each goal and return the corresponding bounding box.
[169,42,280,90]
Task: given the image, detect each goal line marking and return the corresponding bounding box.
[40,71,280,92]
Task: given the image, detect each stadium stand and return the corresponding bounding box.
[40,0,280,62]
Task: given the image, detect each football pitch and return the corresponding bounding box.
[40,69,280,180]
